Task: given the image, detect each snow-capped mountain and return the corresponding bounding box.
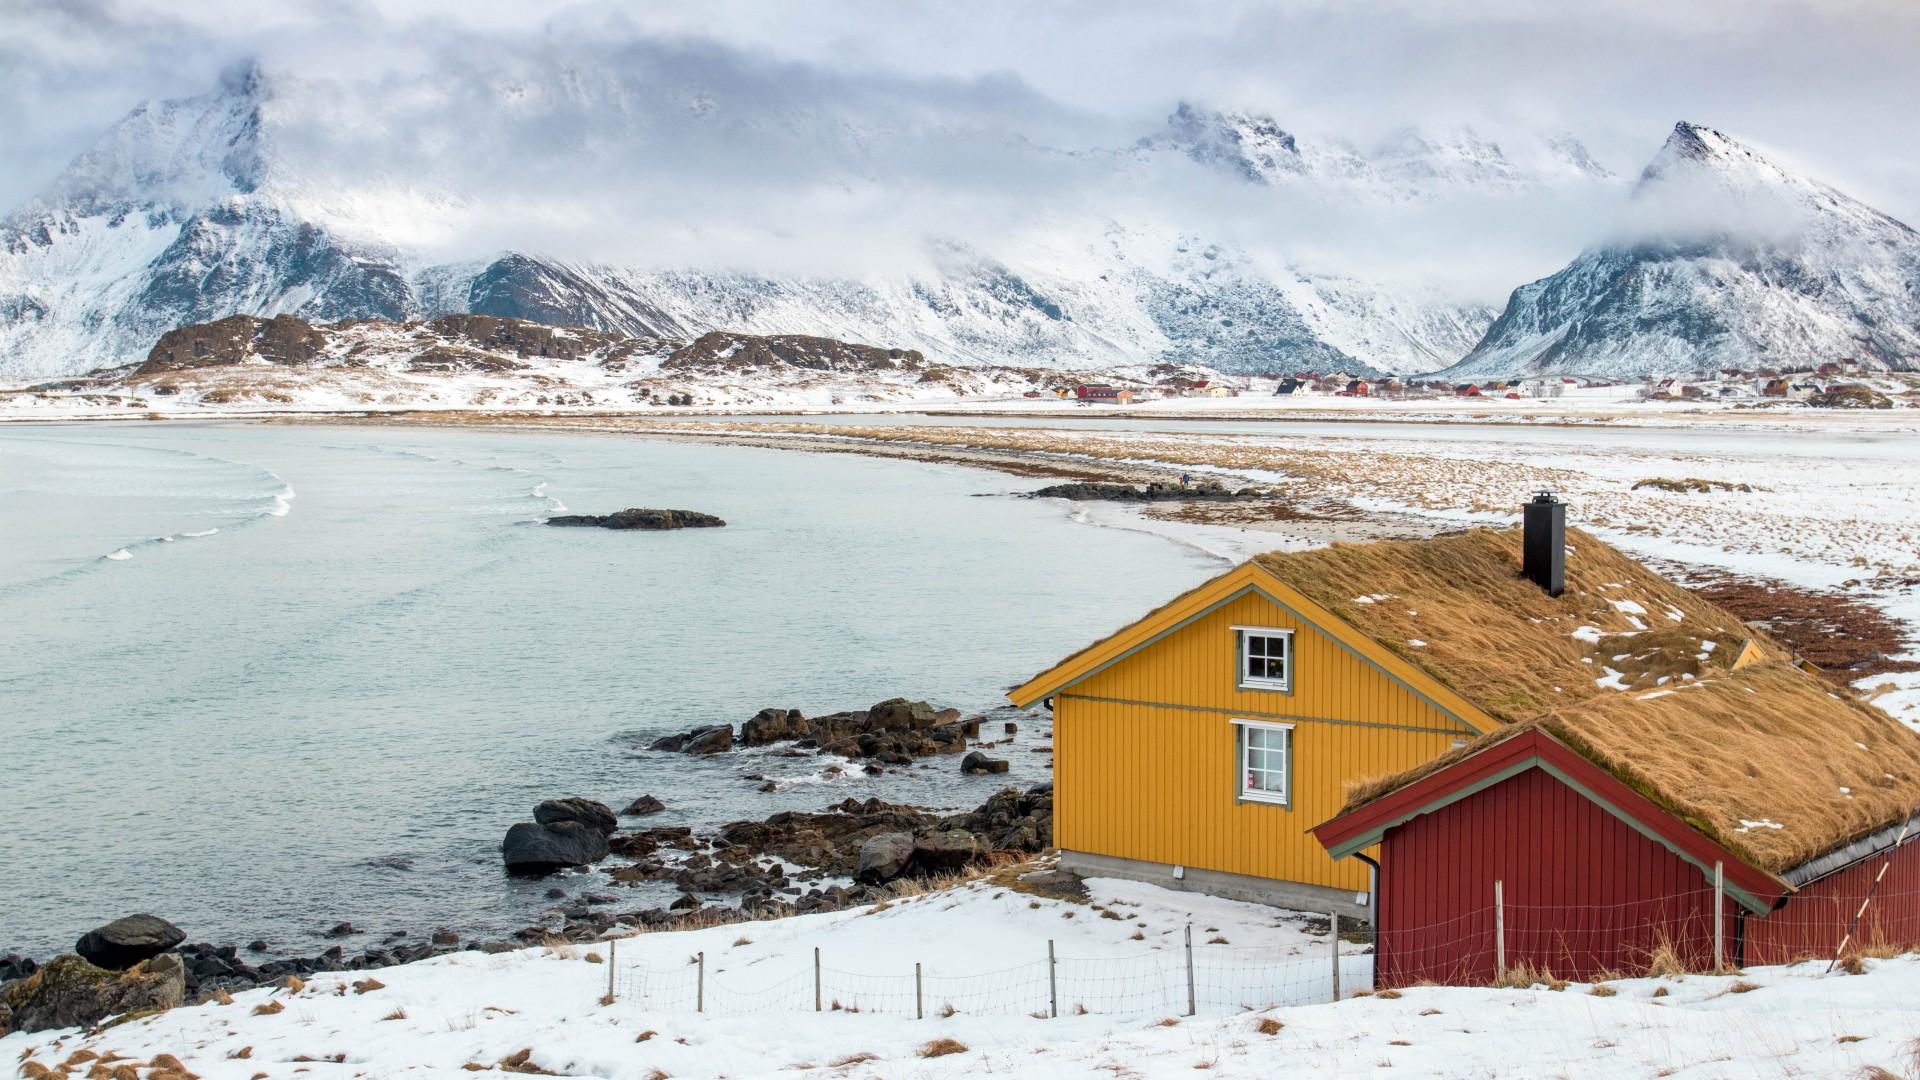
[0,61,1615,384]
[1442,123,1920,380]
[1134,103,1616,197]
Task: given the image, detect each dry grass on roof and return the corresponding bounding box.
[1343,665,1920,874]
[1254,527,1769,725]
[1543,665,1920,872]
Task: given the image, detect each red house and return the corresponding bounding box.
[1308,506,1920,986]
[1073,384,1132,403]
[1453,384,1481,398]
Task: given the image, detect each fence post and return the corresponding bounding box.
[814,946,822,1012]
[696,951,705,1013]
[915,962,924,1020]
[1493,879,1505,981]
[1713,861,1725,973]
[1184,924,1196,1017]
[1048,939,1058,1019]
[606,938,617,1003]
[1330,912,1341,1003]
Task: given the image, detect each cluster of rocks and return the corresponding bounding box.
[651,698,994,768]
[1028,481,1272,502]
[499,781,1054,943]
[545,508,726,530]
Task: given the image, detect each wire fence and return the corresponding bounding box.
[603,922,1373,1019]
[595,872,1920,1018]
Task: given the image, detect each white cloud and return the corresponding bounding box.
[2,0,1916,298]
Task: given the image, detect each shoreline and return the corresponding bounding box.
[4,411,1914,985]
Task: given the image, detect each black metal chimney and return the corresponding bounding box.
[1523,491,1566,597]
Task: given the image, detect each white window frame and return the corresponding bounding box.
[1233,718,1293,806]
[1233,626,1294,692]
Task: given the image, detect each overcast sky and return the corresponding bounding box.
[4,0,1917,272]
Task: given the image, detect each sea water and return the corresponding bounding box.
[0,422,1218,957]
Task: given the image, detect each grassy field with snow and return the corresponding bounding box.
[8,874,1920,1079]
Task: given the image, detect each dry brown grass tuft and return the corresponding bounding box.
[1156,1017,1180,1027]
[280,975,305,994]
[498,1048,557,1075]
[1652,985,1670,998]
[635,1030,656,1042]
[1724,980,1760,994]
[19,1063,54,1080]
[1373,989,1402,1000]
[827,1052,879,1067]
[211,989,233,1006]
[1255,1017,1283,1035]
[382,1007,409,1021]
[227,1047,252,1060]
[250,1000,284,1016]
[919,1039,969,1058]
[351,978,385,994]
[1644,941,1691,979]
[1492,963,1566,991]
[1588,983,1618,997]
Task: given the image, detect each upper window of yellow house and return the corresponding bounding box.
[1235,627,1293,692]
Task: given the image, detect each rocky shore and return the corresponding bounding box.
[0,697,1048,1035]
[546,507,726,529]
[1027,480,1274,502]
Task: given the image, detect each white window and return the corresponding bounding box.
[1235,719,1292,805]
[1234,627,1293,691]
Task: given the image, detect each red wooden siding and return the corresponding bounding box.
[1746,840,1920,965]
[1377,767,1722,986]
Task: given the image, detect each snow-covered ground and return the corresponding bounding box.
[10,874,1920,1078]
[4,370,1917,422]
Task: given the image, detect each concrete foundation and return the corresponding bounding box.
[1058,849,1373,923]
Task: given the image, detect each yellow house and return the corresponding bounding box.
[1010,506,1777,919]
[1009,556,1490,917]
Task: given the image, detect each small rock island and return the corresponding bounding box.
[546,508,727,530]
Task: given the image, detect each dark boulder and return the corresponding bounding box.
[649,724,734,754]
[962,751,1010,775]
[323,922,355,938]
[866,698,939,731]
[3,953,185,1033]
[0,955,39,984]
[620,794,667,816]
[534,797,618,836]
[912,830,980,873]
[502,820,611,873]
[74,914,185,970]
[854,832,916,885]
[547,508,726,530]
[741,708,806,746]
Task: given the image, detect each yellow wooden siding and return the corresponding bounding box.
[1053,591,1470,890]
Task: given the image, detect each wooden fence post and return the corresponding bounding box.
[696,951,705,1013]
[915,962,924,1020]
[1184,924,1196,1016]
[1493,880,1505,981]
[1330,912,1341,1002]
[1713,861,1725,973]
[606,939,617,1003]
[1048,939,1058,1018]
[814,946,822,1012]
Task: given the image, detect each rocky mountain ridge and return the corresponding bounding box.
[1441,123,1920,380]
[0,64,1620,383]
[28,312,1187,410]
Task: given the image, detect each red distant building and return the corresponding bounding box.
[1453,384,1481,398]
[1073,384,1133,404]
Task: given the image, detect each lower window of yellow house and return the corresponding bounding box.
[1234,719,1292,805]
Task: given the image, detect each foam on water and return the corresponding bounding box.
[104,548,132,561]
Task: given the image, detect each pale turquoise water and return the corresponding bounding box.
[0,423,1219,957]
